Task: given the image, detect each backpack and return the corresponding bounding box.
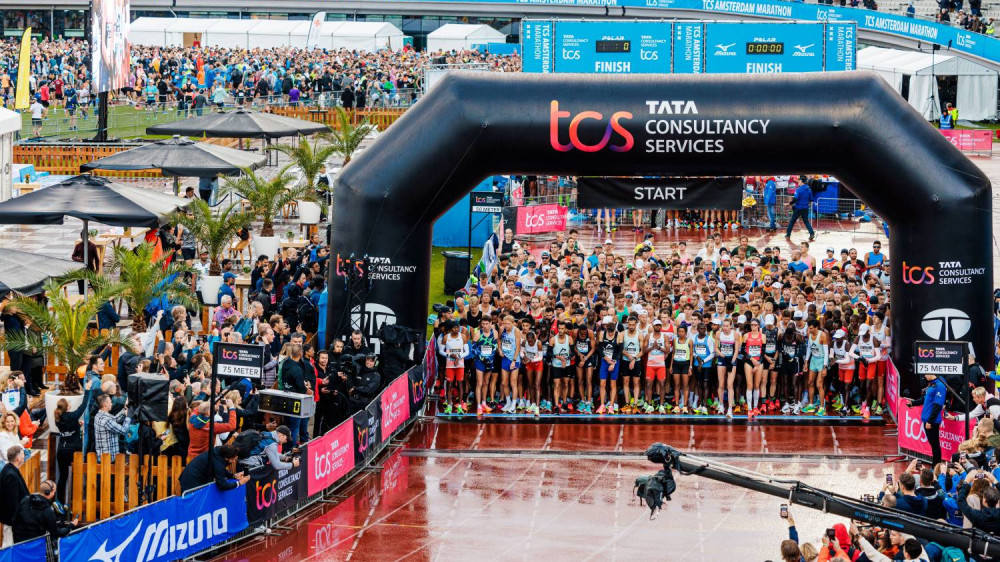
[298,299,318,333]
[233,430,263,459]
[934,544,966,562]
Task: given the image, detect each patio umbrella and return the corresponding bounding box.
[146,108,329,139]
[81,135,267,177]
[0,175,194,289]
[81,135,268,195]
[0,249,83,298]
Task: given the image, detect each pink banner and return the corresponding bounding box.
[897,396,976,461]
[306,422,355,496]
[515,204,568,234]
[939,129,993,153]
[886,360,899,422]
[380,375,411,438]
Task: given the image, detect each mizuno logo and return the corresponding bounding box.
[89,522,142,562]
[715,43,735,52]
[793,44,814,53]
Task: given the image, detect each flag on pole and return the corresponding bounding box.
[306,12,326,50]
[14,28,31,110]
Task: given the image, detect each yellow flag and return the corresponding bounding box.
[14,28,31,110]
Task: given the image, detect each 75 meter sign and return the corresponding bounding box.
[214,342,265,380]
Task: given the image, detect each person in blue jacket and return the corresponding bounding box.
[785,177,815,242]
[918,372,948,465]
[763,177,778,231]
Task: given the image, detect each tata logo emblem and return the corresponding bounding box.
[921,308,971,340]
[792,44,815,57]
[714,43,736,56]
[549,100,634,153]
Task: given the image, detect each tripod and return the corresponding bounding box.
[133,392,157,506]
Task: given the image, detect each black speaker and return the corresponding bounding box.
[127,374,169,422]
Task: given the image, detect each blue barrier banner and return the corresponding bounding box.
[0,537,46,562]
[555,21,671,73]
[431,0,1000,66]
[704,22,825,73]
[59,485,248,562]
[673,22,704,73]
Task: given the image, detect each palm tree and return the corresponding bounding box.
[175,199,253,276]
[269,136,339,194]
[109,243,197,331]
[324,106,375,165]
[223,167,315,237]
[0,275,132,379]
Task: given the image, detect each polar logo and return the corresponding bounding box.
[921,308,971,340]
[351,302,396,353]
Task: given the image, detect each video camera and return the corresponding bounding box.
[633,443,678,519]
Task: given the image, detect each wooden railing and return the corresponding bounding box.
[71,452,186,524]
[12,137,241,177]
[264,107,406,131]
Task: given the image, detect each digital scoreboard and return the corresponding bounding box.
[523,20,856,74]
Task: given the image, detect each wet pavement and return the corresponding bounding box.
[215,420,901,562]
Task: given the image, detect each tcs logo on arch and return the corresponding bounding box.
[549,100,634,153]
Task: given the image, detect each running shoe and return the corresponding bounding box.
[832,395,844,411]
[477,404,485,416]
[533,404,541,417]
[851,404,862,415]
[801,403,817,414]
[681,406,689,415]
[597,404,607,415]
[874,404,884,416]
[817,406,826,417]
[726,407,733,419]
[706,398,717,410]
[566,402,577,413]
[644,403,655,414]
[482,402,493,414]
[861,402,871,420]
[444,404,453,415]
[613,403,620,413]
[780,402,792,415]
[716,404,726,415]
[657,405,666,414]
[792,403,802,415]
[747,408,755,419]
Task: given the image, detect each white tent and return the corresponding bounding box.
[130,17,219,47]
[858,46,997,121]
[131,17,402,51]
[320,22,404,51]
[426,24,506,52]
[0,107,20,201]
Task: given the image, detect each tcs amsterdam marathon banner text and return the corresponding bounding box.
[577,177,743,210]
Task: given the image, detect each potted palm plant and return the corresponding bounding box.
[269,136,338,226]
[109,243,197,330]
[175,200,252,306]
[0,274,132,430]
[224,167,315,259]
[323,107,376,228]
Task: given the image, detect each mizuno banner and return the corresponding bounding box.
[577,177,743,210]
[59,484,248,562]
[0,537,46,562]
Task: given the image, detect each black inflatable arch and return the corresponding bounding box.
[329,71,993,387]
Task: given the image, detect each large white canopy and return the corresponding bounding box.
[858,46,997,120]
[426,24,506,52]
[130,17,403,51]
[0,107,20,136]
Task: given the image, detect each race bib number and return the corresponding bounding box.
[765,342,776,354]
[695,345,708,356]
[480,345,494,359]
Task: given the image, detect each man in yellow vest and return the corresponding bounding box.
[947,102,959,123]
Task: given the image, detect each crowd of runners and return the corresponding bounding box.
[432,219,892,419]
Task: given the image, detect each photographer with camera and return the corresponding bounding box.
[11,479,78,544]
[234,425,300,472]
[348,353,381,413]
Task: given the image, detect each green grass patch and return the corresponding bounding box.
[427,246,483,337]
[19,104,211,141]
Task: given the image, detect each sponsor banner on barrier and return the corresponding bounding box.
[307,421,355,496]
[409,364,427,414]
[886,360,899,422]
[381,375,411,438]
[577,176,743,210]
[353,399,382,464]
[940,129,993,153]
[512,204,568,235]
[0,537,46,562]
[897,396,976,461]
[60,484,247,562]
[246,460,307,525]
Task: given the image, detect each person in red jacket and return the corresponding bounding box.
[186,399,237,461]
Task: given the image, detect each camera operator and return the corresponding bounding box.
[344,329,372,368]
[256,425,299,471]
[11,479,78,544]
[348,353,381,413]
